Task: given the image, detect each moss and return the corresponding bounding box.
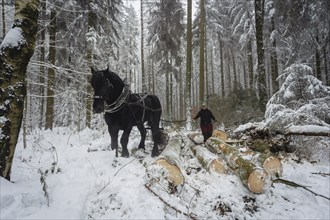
[251,139,269,153]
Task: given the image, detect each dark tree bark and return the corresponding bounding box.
[0,0,40,180]
[269,16,279,94]
[254,0,267,111]
[199,0,205,103]
[45,9,56,130]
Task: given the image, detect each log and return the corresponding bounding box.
[146,135,185,187]
[285,125,330,137]
[208,137,283,177]
[206,137,271,193]
[190,144,227,174]
[186,132,204,145]
[212,130,228,141]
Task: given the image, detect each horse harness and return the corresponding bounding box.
[95,83,161,124]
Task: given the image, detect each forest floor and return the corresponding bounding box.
[1,127,329,219]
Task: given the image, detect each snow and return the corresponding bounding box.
[287,125,330,134]
[1,127,329,219]
[0,27,26,49]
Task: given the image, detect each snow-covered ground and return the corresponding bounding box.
[1,127,329,219]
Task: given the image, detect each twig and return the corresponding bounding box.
[97,158,136,195]
[311,172,330,177]
[145,184,198,220]
[273,178,330,201]
[86,158,98,177]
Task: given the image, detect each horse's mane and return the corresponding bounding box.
[104,70,125,87]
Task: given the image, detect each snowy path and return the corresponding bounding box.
[1,127,329,219]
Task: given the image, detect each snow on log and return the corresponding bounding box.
[146,135,184,187]
[186,132,204,145]
[206,137,274,194]
[190,144,227,174]
[285,125,330,137]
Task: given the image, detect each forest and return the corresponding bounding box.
[1,0,329,132]
[0,1,330,219]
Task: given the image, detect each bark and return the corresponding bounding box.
[85,0,96,129]
[140,0,146,93]
[315,34,322,81]
[189,144,227,174]
[255,0,267,111]
[38,0,46,129]
[1,0,5,37]
[269,16,279,94]
[206,137,282,193]
[147,135,185,186]
[45,9,56,130]
[199,0,205,103]
[219,37,225,98]
[247,39,254,89]
[0,0,40,180]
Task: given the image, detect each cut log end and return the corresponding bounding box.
[209,159,227,174]
[213,130,228,141]
[155,159,184,186]
[263,156,283,177]
[247,169,268,194]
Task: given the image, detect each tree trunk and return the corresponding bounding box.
[270,16,279,94]
[85,0,97,129]
[315,34,322,81]
[231,49,238,92]
[38,0,46,129]
[140,0,146,93]
[1,0,5,37]
[324,45,329,86]
[247,39,254,89]
[254,0,267,111]
[219,37,225,98]
[45,9,56,130]
[185,0,193,130]
[0,0,40,180]
[199,0,205,103]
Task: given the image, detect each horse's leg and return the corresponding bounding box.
[150,122,161,157]
[108,127,119,157]
[137,124,146,150]
[120,126,132,158]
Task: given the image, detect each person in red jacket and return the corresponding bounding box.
[193,103,217,143]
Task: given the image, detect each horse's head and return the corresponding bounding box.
[91,67,114,113]
[90,67,125,113]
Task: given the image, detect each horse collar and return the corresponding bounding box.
[104,84,130,113]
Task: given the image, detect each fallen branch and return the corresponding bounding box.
[97,158,136,195]
[145,183,197,220]
[311,172,330,177]
[273,178,330,201]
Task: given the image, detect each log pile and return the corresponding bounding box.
[205,131,283,193]
[147,130,283,194]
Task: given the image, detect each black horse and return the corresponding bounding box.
[91,67,163,157]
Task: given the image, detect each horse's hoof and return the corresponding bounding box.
[122,151,130,158]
